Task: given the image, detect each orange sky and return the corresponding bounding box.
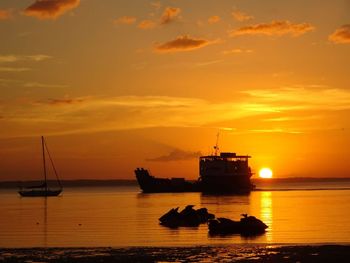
[0,0,350,180]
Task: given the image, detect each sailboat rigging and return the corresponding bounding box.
[18,136,63,197]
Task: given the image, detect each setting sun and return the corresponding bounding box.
[259,168,273,179]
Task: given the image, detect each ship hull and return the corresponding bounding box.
[136,175,200,193]
[18,189,62,197]
[135,169,253,194]
[200,175,253,194]
[135,168,200,193]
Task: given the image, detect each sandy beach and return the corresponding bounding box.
[1,245,350,262]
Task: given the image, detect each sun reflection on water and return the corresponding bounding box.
[260,191,273,242]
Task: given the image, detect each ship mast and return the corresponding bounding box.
[214,132,220,156]
[41,136,48,193]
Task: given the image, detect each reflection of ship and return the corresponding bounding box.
[18,136,63,197]
[135,139,254,194]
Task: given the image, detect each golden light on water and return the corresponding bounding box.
[259,168,273,179]
[260,191,273,242]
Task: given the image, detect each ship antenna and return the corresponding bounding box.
[214,132,220,156]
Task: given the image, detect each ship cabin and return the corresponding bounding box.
[199,152,252,178]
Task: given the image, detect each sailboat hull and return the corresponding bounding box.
[18,189,62,197]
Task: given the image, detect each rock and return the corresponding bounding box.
[159,207,181,228]
[208,214,268,236]
[159,205,215,228]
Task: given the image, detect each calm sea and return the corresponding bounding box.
[1,181,350,248]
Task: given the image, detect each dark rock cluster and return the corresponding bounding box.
[159,206,268,235]
[159,205,215,228]
[208,214,268,236]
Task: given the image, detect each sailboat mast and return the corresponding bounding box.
[41,136,48,192]
[214,132,220,156]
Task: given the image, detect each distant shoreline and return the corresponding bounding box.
[1,177,350,189]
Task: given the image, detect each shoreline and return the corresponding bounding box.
[1,245,350,262]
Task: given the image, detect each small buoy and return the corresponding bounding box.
[36,222,39,225]
[78,223,82,226]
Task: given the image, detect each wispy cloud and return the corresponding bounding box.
[329,25,350,44]
[138,20,156,30]
[2,85,350,137]
[195,59,223,67]
[114,16,137,25]
[230,20,315,37]
[160,7,181,25]
[208,15,221,24]
[0,79,67,89]
[0,9,12,20]
[222,48,253,55]
[244,86,350,111]
[0,54,51,63]
[150,2,161,10]
[249,128,302,134]
[154,35,215,53]
[0,95,271,137]
[146,149,201,162]
[36,97,86,105]
[263,115,322,122]
[24,0,80,20]
[232,10,254,22]
[23,82,68,88]
[0,67,31,72]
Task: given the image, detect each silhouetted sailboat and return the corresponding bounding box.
[18,136,62,197]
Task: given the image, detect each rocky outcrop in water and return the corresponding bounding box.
[208,214,268,236]
[159,205,215,228]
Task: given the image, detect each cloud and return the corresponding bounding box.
[329,25,350,44]
[231,20,315,37]
[155,35,214,53]
[37,98,86,105]
[243,86,350,111]
[160,7,181,25]
[0,67,31,72]
[195,59,223,67]
[150,2,161,10]
[3,86,350,137]
[138,20,156,29]
[0,54,51,63]
[263,115,322,122]
[208,15,221,24]
[0,9,12,20]
[23,82,68,88]
[0,79,66,88]
[232,10,254,22]
[114,16,136,25]
[24,0,80,20]
[146,149,201,162]
[222,48,253,55]
[249,129,302,134]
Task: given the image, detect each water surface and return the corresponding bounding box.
[1,182,350,247]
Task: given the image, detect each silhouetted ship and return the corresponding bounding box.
[18,136,63,197]
[135,151,254,194]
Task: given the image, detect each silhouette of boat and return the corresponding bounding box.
[135,135,254,194]
[135,168,200,193]
[18,136,63,197]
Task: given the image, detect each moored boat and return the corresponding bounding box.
[135,139,254,194]
[18,136,63,197]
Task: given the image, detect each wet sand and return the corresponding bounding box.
[1,245,350,262]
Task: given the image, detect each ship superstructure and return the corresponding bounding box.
[199,152,253,193]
